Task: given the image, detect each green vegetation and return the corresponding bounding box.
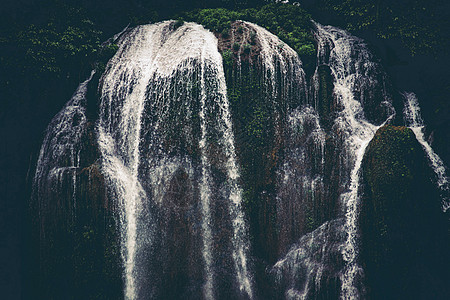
[1,5,104,80]
[249,30,257,44]
[364,125,417,188]
[179,3,316,63]
[222,49,233,69]
[310,0,450,56]
[243,43,251,54]
[2,1,448,298]
[15,20,101,76]
[221,27,230,37]
[173,19,184,29]
[360,124,448,299]
[361,125,421,279]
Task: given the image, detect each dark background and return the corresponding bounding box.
[1,1,449,299]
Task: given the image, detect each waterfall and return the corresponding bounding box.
[97,21,253,299]
[276,106,326,256]
[232,21,314,260]
[33,70,95,235]
[32,16,450,300]
[196,23,254,299]
[313,23,393,299]
[272,219,345,300]
[314,23,396,299]
[97,23,170,299]
[198,50,215,299]
[402,92,450,211]
[243,21,307,105]
[268,21,394,299]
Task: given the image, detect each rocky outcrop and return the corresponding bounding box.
[316,64,336,130]
[271,218,344,300]
[218,20,281,263]
[217,21,284,297]
[31,72,122,299]
[360,125,450,299]
[35,159,122,299]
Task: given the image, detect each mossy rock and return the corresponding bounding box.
[317,64,336,130]
[360,124,450,299]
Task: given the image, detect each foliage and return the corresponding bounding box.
[243,43,251,54]
[179,3,316,62]
[1,0,448,297]
[0,5,106,113]
[221,27,230,37]
[364,125,417,187]
[310,0,450,56]
[173,19,185,29]
[13,20,102,76]
[222,49,233,69]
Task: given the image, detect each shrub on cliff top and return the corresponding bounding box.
[179,3,316,64]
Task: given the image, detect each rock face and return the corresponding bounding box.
[217,21,338,297]
[31,71,122,299]
[219,21,282,266]
[316,64,335,131]
[360,124,450,299]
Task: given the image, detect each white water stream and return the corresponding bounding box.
[34,70,95,229]
[97,21,253,299]
[403,92,450,211]
[315,23,394,299]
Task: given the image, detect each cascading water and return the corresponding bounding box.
[314,23,394,300]
[276,106,326,256]
[31,15,450,300]
[229,21,313,260]
[272,218,345,299]
[97,23,171,299]
[198,51,215,299]
[402,92,450,211]
[33,70,95,235]
[31,70,100,298]
[272,105,332,300]
[272,22,395,299]
[243,21,307,106]
[97,21,253,299]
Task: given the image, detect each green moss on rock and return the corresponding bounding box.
[317,65,336,130]
[180,3,316,75]
[363,125,417,191]
[360,124,450,299]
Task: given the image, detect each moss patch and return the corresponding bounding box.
[360,124,449,299]
[178,3,316,75]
